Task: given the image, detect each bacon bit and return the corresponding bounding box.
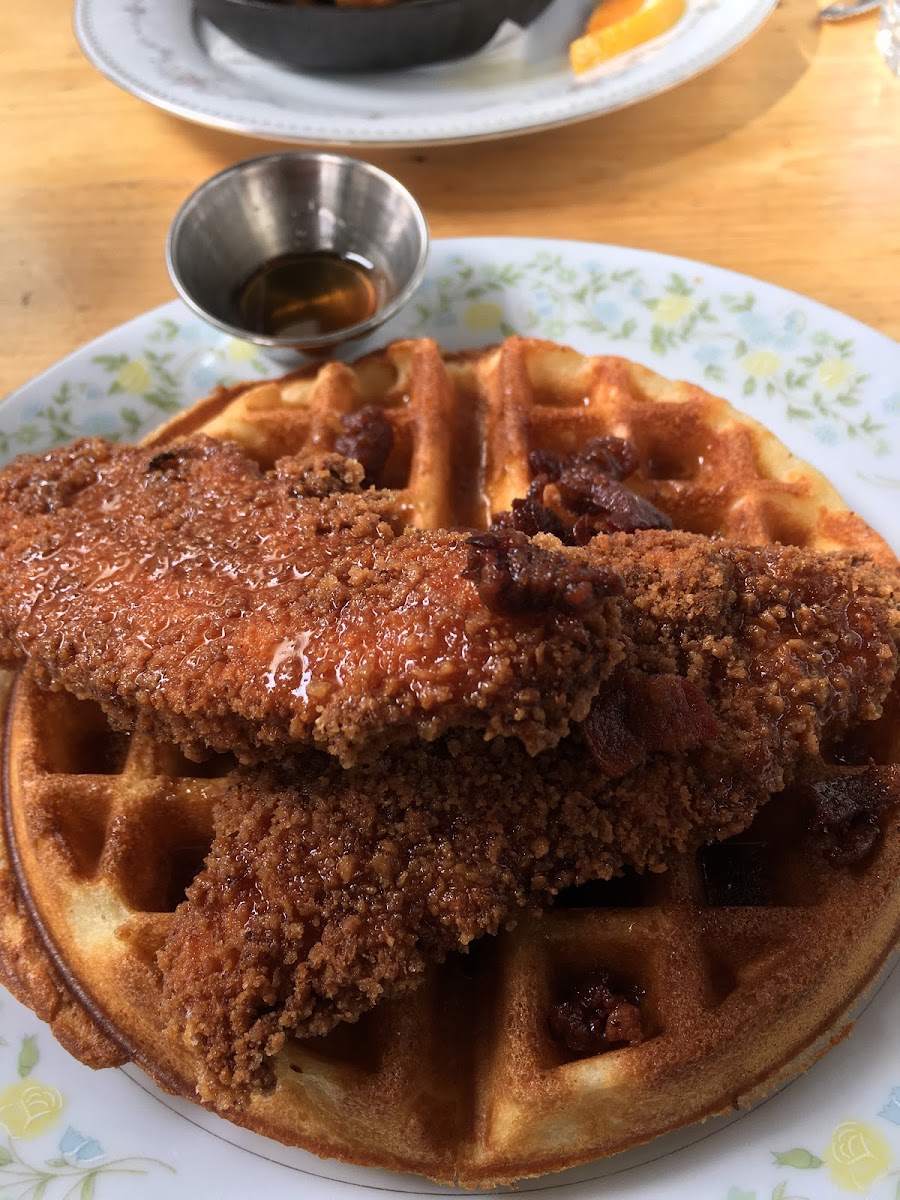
[554,465,671,535]
[548,970,644,1057]
[146,450,180,472]
[528,448,565,481]
[334,406,394,485]
[463,529,622,618]
[638,675,720,752]
[580,684,645,777]
[530,437,639,484]
[581,671,719,776]
[825,819,881,867]
[578,437,641,481]
[507,483,569,540]
[496,436,669,545]
[805,767,896,866]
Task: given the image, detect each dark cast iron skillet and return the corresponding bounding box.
[193,0,556,73]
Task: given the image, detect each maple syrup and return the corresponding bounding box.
[235,250,381,341]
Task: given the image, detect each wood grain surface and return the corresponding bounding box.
[1,0,898,402]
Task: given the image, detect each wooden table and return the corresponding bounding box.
[2,0,898,402]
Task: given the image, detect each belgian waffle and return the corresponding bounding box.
[1,337,898,1187]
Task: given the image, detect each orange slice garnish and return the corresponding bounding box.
[587,0,645,31]
[570,0,688,75]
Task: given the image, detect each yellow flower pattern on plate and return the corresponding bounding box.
[0,1080,64,1140]
[818,356,852,389]
[464,301,504,332]
[824,1120,892,1193]
[227,338,260,362]
[653,293,695,324]
[740,349,781,378]
[115,358,152,394]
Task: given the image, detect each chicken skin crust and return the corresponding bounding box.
[0,437,623,766]
[159,529,900,1105]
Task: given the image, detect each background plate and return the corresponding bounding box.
[74,0,777,146]
[0,237,898,1199]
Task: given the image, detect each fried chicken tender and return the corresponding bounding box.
[159,529,900,1105]
[588,529,900,776]
[0,437,623,766]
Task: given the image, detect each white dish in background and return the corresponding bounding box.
[74,0,776,146]
[1,237,898,1199]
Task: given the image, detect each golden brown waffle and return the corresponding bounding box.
[149,335,897,561]
[2,337,899,1187]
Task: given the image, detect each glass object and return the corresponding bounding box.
[877,0,900,75]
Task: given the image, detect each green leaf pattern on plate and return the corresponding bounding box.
[16,1038,38,1081]
[773,1150,824,1170]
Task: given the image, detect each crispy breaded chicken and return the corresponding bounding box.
[0,437,622,766]
[159,529,900,1105]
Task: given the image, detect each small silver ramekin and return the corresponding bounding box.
[166,151,429,359]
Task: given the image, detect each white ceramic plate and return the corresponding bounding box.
[73,0,776,146]
[1,238,899,1200]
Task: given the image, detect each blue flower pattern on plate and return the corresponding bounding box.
[58,1125,104,1164]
